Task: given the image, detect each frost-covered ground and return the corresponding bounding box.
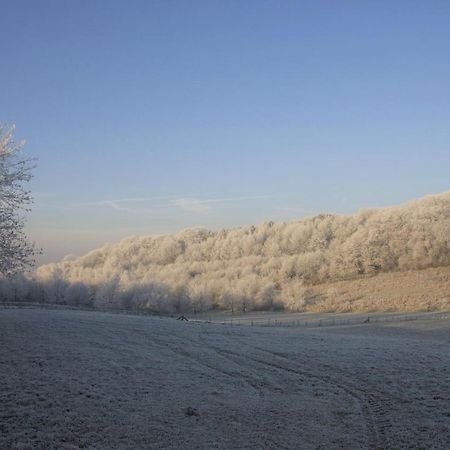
[1,309,450,449]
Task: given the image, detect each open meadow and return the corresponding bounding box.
[1,308,450,449]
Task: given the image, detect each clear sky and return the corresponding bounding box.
[1,1,450,264]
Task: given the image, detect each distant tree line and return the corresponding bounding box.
[1,191,448,313]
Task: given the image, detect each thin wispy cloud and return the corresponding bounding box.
[31,193,281,227]
[171,198,211,213]
[75,195,184,208]
[67,194,273,215]
[200,195,272,204]
[73,193,219,208]
[170,195,273,214]
[103,201,141,213]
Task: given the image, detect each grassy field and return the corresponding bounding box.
[1,308,450,449]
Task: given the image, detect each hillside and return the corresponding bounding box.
[28,191,450,313]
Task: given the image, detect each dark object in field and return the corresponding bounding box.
[177,315,189,321]
[363,317,370,324]
[185,406,199,417]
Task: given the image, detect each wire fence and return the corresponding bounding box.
[205,310,450,329]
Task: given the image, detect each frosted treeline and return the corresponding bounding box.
[2,192,450,313]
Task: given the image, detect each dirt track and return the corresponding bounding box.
[1,309,450,449]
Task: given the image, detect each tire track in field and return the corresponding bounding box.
[200,326,391,450]
[247,345,398,450]
[150,334,267,397]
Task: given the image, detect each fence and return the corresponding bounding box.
[207,310,450,329]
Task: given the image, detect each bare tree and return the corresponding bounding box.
[0,126,37,275]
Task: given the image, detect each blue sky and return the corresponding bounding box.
[1,1,450,264]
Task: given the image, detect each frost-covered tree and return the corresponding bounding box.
[31,190,450,313]
[65,281,91,307]
[0,126,37,275]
